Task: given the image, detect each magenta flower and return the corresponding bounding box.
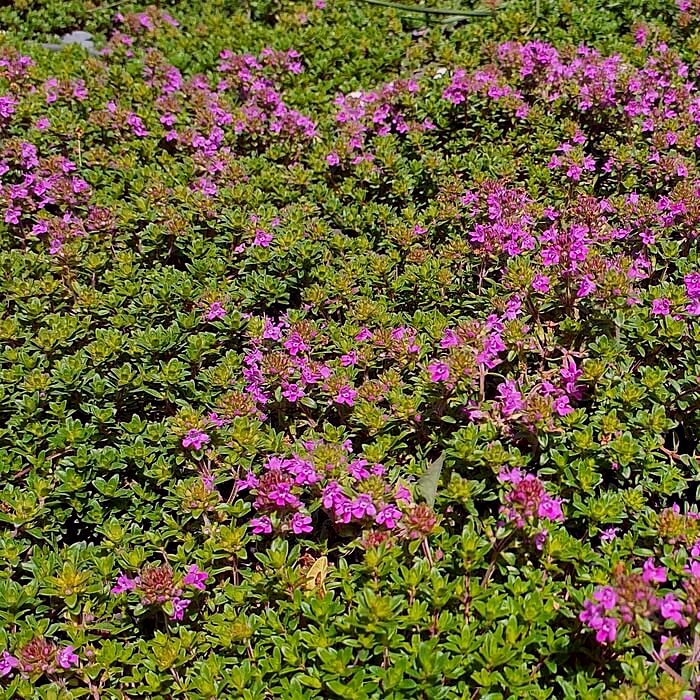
[0,651,18,677]
[376,504,402,529]
[253,229,273,247]
[592,586,617,611]
[580,599,604,628]
[595,617,618,644]
[284,332,307,356]
[552,395,573,416]
[427,362,450,382]
[350,494,377,519]
[335,385,357,406]
[651,298,671,316]
[497,380,524,416]
[576,276,596,298]
[498,467,523,483]
[687,299,700,315]
[126,113,148,137]
[170,597,190,621]
[685,272,700,299]
[537,497,564,522]
[183,564,209,591]
[660,594,687,627]
[282,383,305,402]
[57,646,78,669]
[250,516,273,535]
[207,411,227,427]
[291,512,313,534]
[267,481,301,508]
[340,351,357,367]
[395,485,412,503]
[531,274,550,293]
[440,329,460,348]
[642,558,666,584]
[111,573,137,595]
[182,428,210,450]
[600,527,619,543]
[206,302,226,320]
[533,531,547,550]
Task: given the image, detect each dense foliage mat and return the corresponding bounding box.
[3,0,700,697]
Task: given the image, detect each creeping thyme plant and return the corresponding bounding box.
[4,0,700,696]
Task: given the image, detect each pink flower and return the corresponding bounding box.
[634,24,648,45]
[126,113,148,137]
[537,497,564,522]
[576,276,596,298]
[340,351,357,367]
[0,651,19,677]
[291,512,313,534]
[207,411,227,427]
[284,332,307,356]
[552,395,573,416]
[335,385,357,406]
[498,467,523,484]
[600,527,618,543]
[580,599,604,628]
[376,505,402,529]
[497,380,524,416]
[651,298,671,316]
[326,152,340,166]
[595,617,617,644]
[57,646,78,669]
[267,481,301,508]
[660,594,687,627]
[206,302,226,320]
[685,272,700,299]
[170,597,190,621]
[533,531,547,550]
[250,516,273,535]
[687,299,700,316]
[593,586,617,611]
[395,485,412,503]
[531,274,550,293]
[182,429,210,450]
[253,229,273,247]
[440,329,460,348]
[642,558,666,584]
[427,362,450,383]
[111,573,137,595]
[183,564,208,591]
[282,383,305,402]
[351,494,377,519]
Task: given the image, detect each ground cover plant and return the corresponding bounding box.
[3,0,700,697]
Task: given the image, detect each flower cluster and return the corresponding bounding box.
[498,467,565,529]
[581,539,700,649]
[329,78,434,165]
[111,563,208,621]
[0,138,111,253]
[0,640,77,678]
[238,438,414,537]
